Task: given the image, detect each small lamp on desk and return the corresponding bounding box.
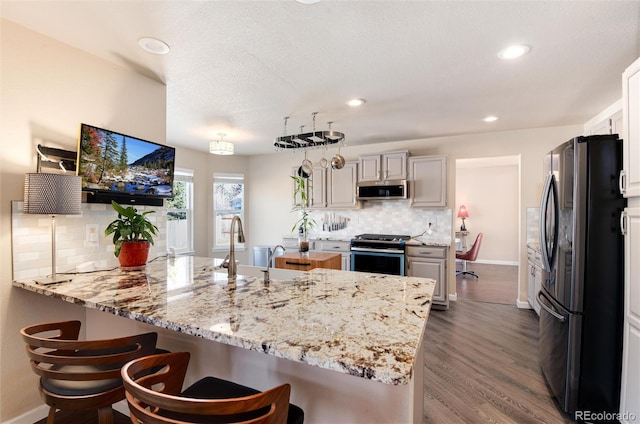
[24,173,81,285]
[457,205,469,231]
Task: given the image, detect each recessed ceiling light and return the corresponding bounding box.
[346,98,366,107]
[483,116,499,122]
[296,0,320,4]
[138,37,170,55]
[497,45,530,60]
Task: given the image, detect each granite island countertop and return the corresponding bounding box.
[13,256,435,386]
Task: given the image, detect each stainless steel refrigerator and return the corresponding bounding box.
[537,134,626,416]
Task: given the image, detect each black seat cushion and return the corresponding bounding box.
[178,376,304,424]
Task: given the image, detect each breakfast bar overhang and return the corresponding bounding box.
[13,256,436,423]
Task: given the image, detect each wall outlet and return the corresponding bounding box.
[85,224,99,247]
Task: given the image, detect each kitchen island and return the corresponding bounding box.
[13,256,436,423]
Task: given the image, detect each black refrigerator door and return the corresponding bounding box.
[537,288,581,414]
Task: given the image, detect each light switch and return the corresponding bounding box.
[85,224,99,247]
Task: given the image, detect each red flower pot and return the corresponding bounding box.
[118,241,150,270]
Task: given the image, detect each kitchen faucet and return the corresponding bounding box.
[222,216,245,282]
[262,244,285,284]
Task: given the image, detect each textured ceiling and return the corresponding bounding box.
[2,1,640,155]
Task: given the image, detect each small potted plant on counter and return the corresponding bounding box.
[291,174,316,255]
[105,200,158,269]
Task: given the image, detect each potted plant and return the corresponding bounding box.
[291,175,316,254]
[105,200,158,269]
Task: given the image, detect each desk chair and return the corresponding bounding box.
[456,233,483,278]
[20,320,158,424]
[122,351,304,424]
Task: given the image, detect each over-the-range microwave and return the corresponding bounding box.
[356,180,408,200]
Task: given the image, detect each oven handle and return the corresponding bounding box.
[350,247,405,254]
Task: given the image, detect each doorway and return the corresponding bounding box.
[455,156,520,305]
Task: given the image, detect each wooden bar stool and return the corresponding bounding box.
[122,351,305,424]
[20,320,158,424]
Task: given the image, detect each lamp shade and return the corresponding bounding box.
[457,205,469,219]
[24,173,81,215]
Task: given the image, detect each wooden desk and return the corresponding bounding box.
[275,251,342,271]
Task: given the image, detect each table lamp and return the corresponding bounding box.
[457,205,469,231]
[24,173,81,285]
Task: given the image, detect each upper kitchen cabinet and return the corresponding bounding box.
[308,165,328,209]
[359,151,407,182]
[622,57,640,198]
[587,110,623,136]
[408,155,448,207]
[328,161,359,208]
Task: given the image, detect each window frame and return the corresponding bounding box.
[213,173,245,252]
[166,168,194,255]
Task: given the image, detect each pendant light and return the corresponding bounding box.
[210,133,234,155]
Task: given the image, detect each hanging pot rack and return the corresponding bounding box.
[274,113,345,150]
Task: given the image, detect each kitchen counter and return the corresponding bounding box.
[406,238,451,247]
[13,256,435,422]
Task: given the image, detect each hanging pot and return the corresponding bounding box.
[331,144,345,170]
[300,150,313,176]
[297,166,311,178]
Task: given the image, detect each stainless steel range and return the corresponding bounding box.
[350,233,410,275]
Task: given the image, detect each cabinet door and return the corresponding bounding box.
[328,162,358,208]
[408,155,448,207]
[622,57,640,198]
[620,204,640,422]
[383,152,407,180]
[308,165,327,209]
[359,154,381,181]
[406,257,446,303]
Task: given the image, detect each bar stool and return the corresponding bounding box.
[122,351,305,424]
[20,320,158,424]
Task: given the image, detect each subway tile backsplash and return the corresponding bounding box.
[11,201,166,281]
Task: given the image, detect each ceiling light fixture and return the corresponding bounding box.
[497,45,530,60]
[210,133,234,155]
[138,37,170,55]
[295,0,321,4]
[346,98,366,107]
[483,116,499,122]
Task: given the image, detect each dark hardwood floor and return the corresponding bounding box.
[423,299,573,423]
[456,262,519,305]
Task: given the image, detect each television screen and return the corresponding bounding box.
[76,123,175,199]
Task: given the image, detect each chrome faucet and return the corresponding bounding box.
[262,244,285,284]
[222,216,245,282]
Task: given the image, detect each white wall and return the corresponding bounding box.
[0,20,167,421]
[456,159,519,264]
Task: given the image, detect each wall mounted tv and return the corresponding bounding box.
[76,123,175,206]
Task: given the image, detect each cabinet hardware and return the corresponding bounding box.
[286,261,311,266]
[619,170,627,195]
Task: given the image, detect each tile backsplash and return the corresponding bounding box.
[306,200,452,243]
[11,201,167,281]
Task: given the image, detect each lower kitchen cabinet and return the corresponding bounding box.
[314,240,351,271]
[405,245,448,309]
[527,246,542,316]
[275,251,342,271]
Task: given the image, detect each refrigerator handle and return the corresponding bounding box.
[619,170,626,196]
[539,174,557,272]
[537,290,566,322]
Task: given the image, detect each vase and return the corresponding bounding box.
[118,240,150,270]
[298,233,310,255]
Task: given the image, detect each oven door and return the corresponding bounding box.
[350,249,405,276]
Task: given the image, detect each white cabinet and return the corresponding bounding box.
[359,152,407,182]
[314,240,351,271]
[408,155,448,207]
[526,246,542,316]
[622,57,640,198]
[308,165,327,209]
[327,161,359,209]
[587,110,623,136]
[620,203,640,423]
[405,245,448,308]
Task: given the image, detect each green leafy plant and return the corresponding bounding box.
[290,175,316,237]
[104,201,158,257]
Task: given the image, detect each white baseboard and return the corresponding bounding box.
[449,293,457,302]
[5,401,129,424]
[474,259,519,266]
[516,300,532,309]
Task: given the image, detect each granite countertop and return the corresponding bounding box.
[13,256,435,385]
[405,238,451,247]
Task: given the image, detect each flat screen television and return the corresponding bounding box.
[76,123,175,205]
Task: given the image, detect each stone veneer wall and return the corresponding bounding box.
[306,201,452,243]
[11,201,167,281]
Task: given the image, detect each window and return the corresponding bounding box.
[213,173,244,250]
[166,169,194,255]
